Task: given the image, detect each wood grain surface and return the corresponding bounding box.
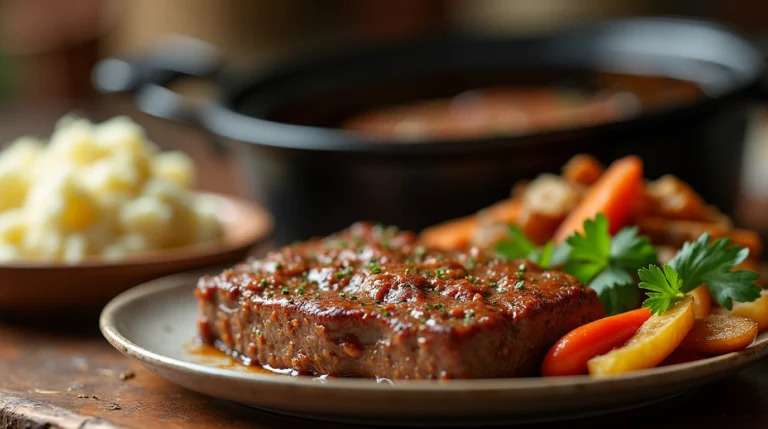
[2,97,768,428]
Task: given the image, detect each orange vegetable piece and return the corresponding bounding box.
[713,290,768,332]
[541,308,651,377]
[483,198,523,224]
[588,296,695,375]
[553,155,643,243]
[419,215,477,250]
[562,154,605,186]
[420,199,521,250]
[679,315,758,356]
[725,229,763,261]
[687,285,712,318]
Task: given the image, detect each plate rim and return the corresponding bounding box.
[100,270,768,393]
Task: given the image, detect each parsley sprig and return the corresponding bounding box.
[639,233,761,315]
[495,225,569,269]
[564,214,658,315]
[496,215,761,317]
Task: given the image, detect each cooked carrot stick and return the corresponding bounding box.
[562,154,605,186]
[541,307,651,377]
[724,229,763,261]
[483,198,523,224]
[420,199,522,250]
[420,215,477,250]
[553,155,643,243]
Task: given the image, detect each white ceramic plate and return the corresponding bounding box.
[100,272,768,426]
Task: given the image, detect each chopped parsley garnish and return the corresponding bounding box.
[404,268,411,275]
[498,288,507,293]
[463,310,475,324]
[339,292,347,298]
[370,265,382,274]
[374,299,382,305]
[514,281,525,291]
[435,269,445,279]
[639,234,761,314]
[379,309,392,317]
[466,275,475,282]
[414,246,426,258]
[295,285,305,296]
[466,258,477,269]
[349,294,358,301]
[425,303,446,313]
[489,281,497,288]
[360,302,367,306]
[419,317,428,324]
[333,266,354,280]
[564,214,657,315]
[256,330,262,336]
[259,279,267,286]
[274,262,283,270]
[281,288,290,295]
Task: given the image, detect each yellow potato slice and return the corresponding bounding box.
[588,296,695,375]
[713,290,768,332]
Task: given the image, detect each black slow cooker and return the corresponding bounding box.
[94,17,766,245]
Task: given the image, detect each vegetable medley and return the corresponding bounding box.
[421,154,764,376]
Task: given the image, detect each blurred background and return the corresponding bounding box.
[2,0,768,240]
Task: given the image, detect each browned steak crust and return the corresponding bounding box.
[196,222,605,379]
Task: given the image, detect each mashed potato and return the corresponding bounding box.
[0,115,223,263]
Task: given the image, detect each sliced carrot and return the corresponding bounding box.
[484,198,523,224]
[678,315,758,356]
[420,199,522,250]
[541,308,651,377]
[420,215,477,250]
[713,290,768,332]
[724,229,763,261]
[553,155,643,243]
[562,154,605,186]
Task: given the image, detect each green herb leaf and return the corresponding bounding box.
[564,214,658,315]
[495,225,537,260]
[639,264,685,315]
[611,226,658,271]
[668,233,761,309]
[705,270,761,310]
[589,266,639,315]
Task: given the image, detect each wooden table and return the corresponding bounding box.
[2,98,768,428]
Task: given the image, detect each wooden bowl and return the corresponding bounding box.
[0,193,272,312]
